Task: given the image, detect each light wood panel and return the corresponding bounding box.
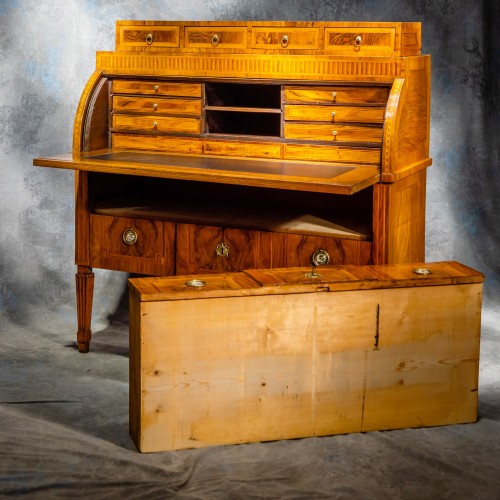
[129,261,483,452]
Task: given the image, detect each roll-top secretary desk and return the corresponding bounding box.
[34,21,431,352]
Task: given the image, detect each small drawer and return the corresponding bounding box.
[284,123,383,143]
[113,96,202,116]
[324,27,396,53]
[184,27,247,49]
[283,144,381,165]
[112,80,202,97]
[89,214,174,275]
[285,235,372,267]
[203,139,282,159]
[112,133,203,155]
[251,27,320,50]
[284,105,386,124]
[284,86,389,105]
[112,115,202,134]
[117,25,180,50]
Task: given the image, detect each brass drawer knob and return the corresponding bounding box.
[153,85,159,93]
[354,35,363,47]
[153,103,158,110]
[311,248,330,267]
[332,130,338,139]
[281,35,289,48]
[215,241,230,258]
[153,121,158,129]
[331,111,336,120]
[331,91,337,101]
[211,34,220,46]
[146,33,153,45]
[122,228,138,246]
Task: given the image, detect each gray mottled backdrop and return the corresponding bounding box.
[1,0,498,335]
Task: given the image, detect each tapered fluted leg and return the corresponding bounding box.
[76,265,94,353]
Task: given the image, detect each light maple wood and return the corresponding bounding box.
[128,261,483,452]
[32,20,432,351]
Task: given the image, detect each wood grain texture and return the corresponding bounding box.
[128,261,483,452]
[90,214,175,275]
[372,169,426,264]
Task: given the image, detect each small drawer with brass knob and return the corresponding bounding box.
[111,114,202,134]
[251,27,319,49]
[89,214,175,275]
[112,96,202,116]
[116,25,180,50]
[324,27,396,53]
[283,123,383,143]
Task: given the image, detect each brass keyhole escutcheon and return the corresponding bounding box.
[215,241,230,258]
[354,35,362,47]
[311,248,330,267]
[146,33,153,45]
[211,34,220,46]
[122,228,138,246]
[281,35,289,48]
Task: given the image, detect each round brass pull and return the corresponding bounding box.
[332,130,338,139]
[215,241,230,258]
[153,103,158,110]
[185,279,206,288]
[311,248,330,267]
[153,85,159,93]
[122,228,138,246]
[146,33,153,45]
[331,91,337,101]
[211,34,220,46]
[152,121,158,129]
[281,35,289,48]
[413,268,432,276]
[331,111,336,119]
[354,35,362,47]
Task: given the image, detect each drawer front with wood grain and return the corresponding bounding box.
[285,234,372,267]
[284,123,383,143]
[112,133,203,154]
[203,139,282,159]
[116,25,180,50]
[184,27,247,49]
[283,144,381,164]
[284,86,389,105]
[113,96,202,116]
[112,114,202,134]
[324,27,396,53]
[284,105,386,124]
[112,80,202,97]
[90,214,175,275]
[175,224,287,275]
[251,27,320,50]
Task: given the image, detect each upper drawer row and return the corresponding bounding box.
[117,25,404,53]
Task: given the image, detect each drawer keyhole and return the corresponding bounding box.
[215,241,230,258]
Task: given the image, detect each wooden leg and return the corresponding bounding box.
[76,265,94,353]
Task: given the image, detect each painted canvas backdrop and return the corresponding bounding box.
[0,0,498,335]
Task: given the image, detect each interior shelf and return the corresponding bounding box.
[89,175,373,241]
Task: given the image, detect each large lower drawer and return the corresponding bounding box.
[175,223,371,275]
[89,214,175,275]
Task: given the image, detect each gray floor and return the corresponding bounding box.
[1,307,499,499]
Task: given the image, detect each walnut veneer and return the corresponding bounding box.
[33,21,432,352]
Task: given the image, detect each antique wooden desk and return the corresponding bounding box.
[34,21,431,352]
